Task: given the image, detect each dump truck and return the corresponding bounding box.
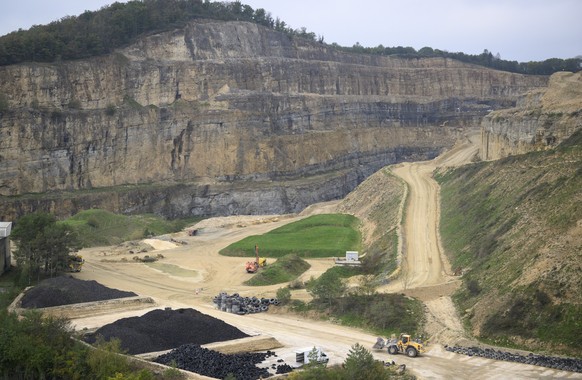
[245,244,267,273]
[373,334,424,357]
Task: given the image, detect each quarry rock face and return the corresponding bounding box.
[0,20,548,219]
[480,71,582,160]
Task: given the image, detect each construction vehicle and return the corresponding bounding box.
[67,254,84,272]
[245,244,267,273]
[373,334,424,358]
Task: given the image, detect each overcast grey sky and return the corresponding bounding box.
[1,0,580,62]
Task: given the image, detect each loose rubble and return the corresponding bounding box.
[84,308,249,355]
[213,292,280,315]
[20,276,137,308]
[155,345,291,379]
[445,345,582,373]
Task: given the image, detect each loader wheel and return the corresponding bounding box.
[406,347,418,358]
[388,346,398,355]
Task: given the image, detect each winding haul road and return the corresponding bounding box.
[73,133,581,379]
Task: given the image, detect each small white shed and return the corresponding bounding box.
[345,251,359,261]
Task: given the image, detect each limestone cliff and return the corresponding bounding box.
[0,20,548,219]
[480,71,582,160]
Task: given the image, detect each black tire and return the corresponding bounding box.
[406,347,418,358]
[388,346,398,355]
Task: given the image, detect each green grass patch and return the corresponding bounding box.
[220,214,361,258]
[61,209,199,247]
[244,254,311,286]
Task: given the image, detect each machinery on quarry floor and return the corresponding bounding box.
[373,334,424,358]
[67,254,84,272]
[245,244,267,273]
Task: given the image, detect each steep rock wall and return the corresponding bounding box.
[480,71,582,160]
[0,20,548,218]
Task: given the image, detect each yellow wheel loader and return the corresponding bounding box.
[373,334,424,358]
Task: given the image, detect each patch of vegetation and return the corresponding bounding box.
[62,209,198,247]
[288,343,415,379]
[482,290,582,353]
[302,269,424,336]
[123,94,143,109]
[325,265,364,279]
[0,0,578,76]
[325,293,424,337]
[220,214,361,258]
[437,133,582,355]
[244,254,310,286]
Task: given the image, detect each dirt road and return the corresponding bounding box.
[73,134,581,379]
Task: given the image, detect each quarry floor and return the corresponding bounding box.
[72,133,581,380]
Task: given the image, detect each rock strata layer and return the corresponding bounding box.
[480,71,582,160]
[0,20,548,219]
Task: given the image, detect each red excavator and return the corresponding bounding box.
[245,244,267,273]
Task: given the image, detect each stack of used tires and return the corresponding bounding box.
[213,292,280,315]
[155,345,288,380]
[445,345,582,373]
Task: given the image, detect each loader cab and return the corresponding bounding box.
[400,334,410,344]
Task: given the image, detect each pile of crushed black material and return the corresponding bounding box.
[155,345,290,380]
[446,345,582,373]
[84,308,250,355]
[20,276,137,308]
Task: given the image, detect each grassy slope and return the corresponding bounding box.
[244,254,311,286]
[437,129,582,356]
[61,209,198,247]
[335,168,405,279]
[220,214,361,258]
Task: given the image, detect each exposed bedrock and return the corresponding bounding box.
[480,71,582,160]
[0,20,548,218]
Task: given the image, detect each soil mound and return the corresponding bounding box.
[20,276,137,308]
[84,308,250,355]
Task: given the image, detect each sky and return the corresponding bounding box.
[0,0,580,63]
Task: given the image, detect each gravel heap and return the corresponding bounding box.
[155,345,293,379]
[20,276,137,308]
[84,308,250,355]
[445,345,582,373]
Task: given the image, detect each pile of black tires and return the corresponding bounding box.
[213,292,280,315]
[154,345,293,379]
[445,345,582,373]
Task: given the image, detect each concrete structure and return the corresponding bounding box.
[0,222,12,274]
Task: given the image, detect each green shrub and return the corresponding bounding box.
[276,287,291,305]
